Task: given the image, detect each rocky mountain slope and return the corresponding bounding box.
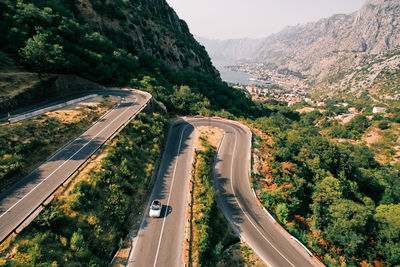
[1,0,239,114]
[314,48,400,102]
[254,0,400,77]
[1,0,266,118]
[77,0,218,76]
[199,0,400,99]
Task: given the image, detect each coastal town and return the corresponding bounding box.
[224,63,391,124]
[225,63,311,106]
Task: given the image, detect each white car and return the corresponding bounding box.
[149,199,162,217]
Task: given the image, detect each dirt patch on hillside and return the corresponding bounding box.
[363,127,382,145]
[194,126,224,150]
[297,107,315,113]
[48,95,119,124]
[391,133,400,166]
[363,125,400,165]
[0,72,43,99]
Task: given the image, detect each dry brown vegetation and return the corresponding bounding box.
[0,96,119,191]
[194,126,223,150]
[363,123,400,165]
[217,242,267,267]
[0,72,46,100]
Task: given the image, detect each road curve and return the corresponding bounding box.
[0,89,151,244]
[129,117,321,267]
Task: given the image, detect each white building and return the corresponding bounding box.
[373,107,387,114]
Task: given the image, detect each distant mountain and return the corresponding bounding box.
[196,36,262,64]
[198,0,400,100]
[253,0,400,77]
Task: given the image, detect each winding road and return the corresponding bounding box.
[0,89,151,244]
[1,91,322,266]
[129,117,321,267]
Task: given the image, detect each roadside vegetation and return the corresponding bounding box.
[0,95,118,191]
[0,111,168,266]
[190,135,237,266]
[217,242,266,267]
[247,103,400,266]
[189,133,264,267]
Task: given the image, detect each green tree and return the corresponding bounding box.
[70,228,86,252]
[260,190,275,209]
[377,120,390,130]
[324,199,371,254]
[346,115,370,138]
[374,204,400,264]
[170,85,210,114]
[328,124,351,139]
[276,203,289,223]
[20,29,65,78]
[392,112,400,123]
[311,176,343,228]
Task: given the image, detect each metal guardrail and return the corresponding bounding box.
[8,94,98,123]
[0,91,152,245]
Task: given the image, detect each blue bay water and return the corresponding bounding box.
[213,60,262,86]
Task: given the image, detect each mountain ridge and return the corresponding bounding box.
[197,0,400,99]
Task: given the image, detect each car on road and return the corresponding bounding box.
[149,200,162,217]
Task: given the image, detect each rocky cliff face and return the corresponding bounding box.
[75,0,218,77]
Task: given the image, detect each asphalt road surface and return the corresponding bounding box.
[1,89,137,121]
[129,117,321,267]
[0,89,151,244]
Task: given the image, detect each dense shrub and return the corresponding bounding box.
[378,120,390,130]
[250,107,400,266]
[192,137,238,266]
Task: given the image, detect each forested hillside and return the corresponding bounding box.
[0,0,217,82]
[249,103,400,266]
[0,0,266,117]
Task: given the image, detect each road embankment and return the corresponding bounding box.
[0,90,151,247]
[0,109,169,266]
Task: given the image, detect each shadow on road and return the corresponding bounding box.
[136,120,194,232]
[160,205,172,218]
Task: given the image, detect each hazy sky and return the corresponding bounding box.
[166,0,366,39]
